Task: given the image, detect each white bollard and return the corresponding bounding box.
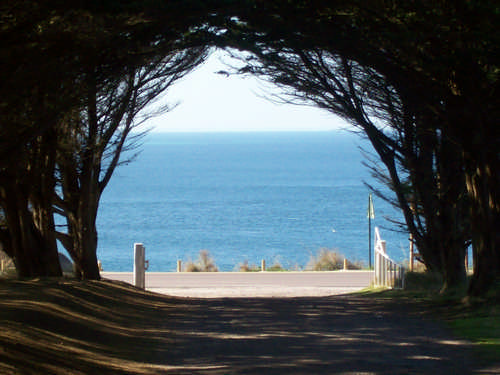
[177,259,182,272]
[261,259,266,272]
[134,243,147,289]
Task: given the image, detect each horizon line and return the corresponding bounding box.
[147,128,349,134]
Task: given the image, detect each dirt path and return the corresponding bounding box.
[158,296,483,374]
[0,280,496,374]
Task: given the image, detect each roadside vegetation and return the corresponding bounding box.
[183,250,219,272]
[184,249,363,272]
[237,260,260,272]
[359,271,500,364]
[306,248,363,271]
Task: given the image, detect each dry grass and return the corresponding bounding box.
[184,250,218,272]
[306,248,362,271]
[237,260,260,272]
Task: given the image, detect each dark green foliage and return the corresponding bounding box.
[0,1,497,294]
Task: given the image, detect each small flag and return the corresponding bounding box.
[367,194,375,219]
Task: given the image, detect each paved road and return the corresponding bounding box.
[102,271,373,297]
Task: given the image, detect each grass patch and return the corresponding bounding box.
[449,316,500,362]
[404,271,443,294]
[356,272,500,366]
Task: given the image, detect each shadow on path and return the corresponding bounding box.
[0,279,495,374]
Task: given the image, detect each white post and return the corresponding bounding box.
[380,240,387,286]
[261,259,266,272]
[134,243,146,289]
[177,259,182,272]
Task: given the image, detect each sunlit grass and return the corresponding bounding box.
[355,272,500,365]
[449,316,500,361]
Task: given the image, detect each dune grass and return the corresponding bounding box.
[306,248,363,271]
[183,250,218,272]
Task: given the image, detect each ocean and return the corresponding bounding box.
[96,131,409,272]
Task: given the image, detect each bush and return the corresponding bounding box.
[238,260,260,272]
[184,250,218,272]
[306,248,363,271]
[267,261,287,271]
[306,248,343,271]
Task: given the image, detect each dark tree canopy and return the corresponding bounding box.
[1,1,498,294]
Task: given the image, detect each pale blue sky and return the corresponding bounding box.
[145,49,349,132]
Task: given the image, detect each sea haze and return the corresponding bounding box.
[97,131,408,271]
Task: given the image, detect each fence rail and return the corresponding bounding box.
[373,227,405,289]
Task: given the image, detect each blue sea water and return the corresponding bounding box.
[97,131,409,271]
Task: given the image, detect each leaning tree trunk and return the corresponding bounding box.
[362,119,445,272]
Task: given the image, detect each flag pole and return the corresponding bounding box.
[367,194,374,269]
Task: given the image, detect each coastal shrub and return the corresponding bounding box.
[238,260,260,272]
[306,248,343,270]
[267,262,287,272]
[184,250,218,272]
[346,260,363,270]
[306,248,363,271]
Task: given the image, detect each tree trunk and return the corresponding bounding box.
[440,237,467,293]
[73,221,101,280]
[31,202,62,277]
[0,181,60,278]
[64,190,101,280]
[466,150,500,296]
[30,131,62,277]
[67,175,101,280]
[436,135,468,292]
[0,130,62,278]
